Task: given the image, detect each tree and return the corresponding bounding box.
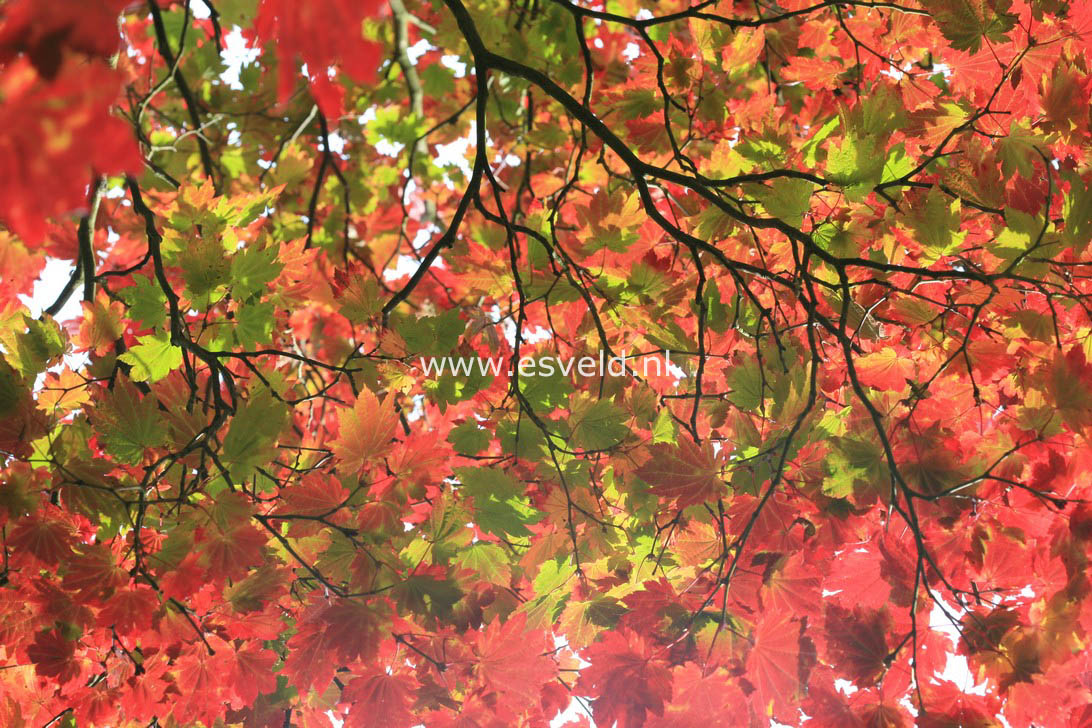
[0,0,1090,724]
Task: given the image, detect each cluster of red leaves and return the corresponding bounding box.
[6,0,1092,726]
[251,0,386,117]
[0,0,140,244]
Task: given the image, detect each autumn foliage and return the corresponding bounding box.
[4,0,1092,725]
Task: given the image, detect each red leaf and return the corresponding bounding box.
[0,57,140,243]
[285,600,381,692]
[284,624,337,693]
[61,545,126,600]
[822,605,892,685]
[277,472,349,517]
[0,0,130,72]
[231,642,279,706]
[343,671,415,728]
[762,555,822,618]
[27,630,81,684]
[8,510,76,565]
[577,630,673,728]
[198,523,268,581]
[855,348,916,392]
[636,438,725,508]
[746,612,801,714]
[475,613,556,709]
[252,0,385,114]
[97,585,158,636]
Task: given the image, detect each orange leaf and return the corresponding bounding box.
[332,389,399,472]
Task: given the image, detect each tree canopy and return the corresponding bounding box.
[2,0,1092,725]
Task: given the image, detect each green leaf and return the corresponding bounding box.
[560,595,626,649]
[826,133,884,188]
[365,106,427,148]
[651,407,677,444]
[856,85,907,137]
[727,361,765,411]
[118,333,183,383]
[392,574,463,620]
[230,243,283,300]
[119,275,167,330]
[178,232,232,299]
[919,0,1017,53]
[534,557,577,594]
[997,123,1041,179]
[455,543,511,584]
[569,398,628,450]
[337,276,382,323]
[517,357,572,412]
[800,116,840,166]
[395,309,465,355]
[702,279,732,334]
[234,301,275,349]
[1063,170,1092,253]
[92,376,167,464]
[905,186,967,263]
[448,421,491,455]
[421,63,455,97]
[757,177,814,226]
[222,388,288,481]
[457,467,541,538]
[498,417,547,459]
[456,467,522,499]
[880,144,914,184]
[425,367,491,412]
[1,314,66,379]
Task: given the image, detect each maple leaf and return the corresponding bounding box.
[824,547,893,610]
[746,612,802,714]
[118,332,183,383]
[918,0,1017,53]
[173,638,233,725]
[97,585,158,636]
[159,552,208,602]
[222,388,289,481]
[277,472,349,517]
[332,388,399,472]
[252,0,386,116]
[0,57,140,243]
[284,622,337,694]
[0,359,47,458]
[230,642,279,706]
[343,670,415,728]
[0,0,130,73]
[77,290,125,356]
[26,630,82,684]
[762,555,822,618]
[636,438,725,507]
[285,599,382,692]
[475,613,557,709]
[90,375,167,464]
[1047,346,1092,429]
[61,545,126,600]
[854,348,916,392]
[646,664,749,728]
[822,605,892,685]
[198,523,268,581]
[8,510,76,565]
[577,631,673,728]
